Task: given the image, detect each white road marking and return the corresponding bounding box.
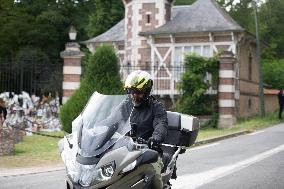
[247,130,265,136]
[190,143,220,151]
[172,144,284,189]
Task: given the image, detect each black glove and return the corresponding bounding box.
[147,136,161,150]
[137,137,146,144]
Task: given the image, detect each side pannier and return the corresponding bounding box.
[164,111,199,147]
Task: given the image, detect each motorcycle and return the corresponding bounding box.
[59,92,199,189]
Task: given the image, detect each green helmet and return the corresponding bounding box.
[124,70,153,94]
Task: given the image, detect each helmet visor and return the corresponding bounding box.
[126,88,144,95]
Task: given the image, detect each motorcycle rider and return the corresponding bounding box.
[123,70,168,189]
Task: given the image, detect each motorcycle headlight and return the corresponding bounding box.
[102,162,115,177]
[94,161,116,184]
[72,161,116,187]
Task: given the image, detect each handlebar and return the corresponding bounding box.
[132,137,184,151]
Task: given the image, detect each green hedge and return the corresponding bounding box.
[176,54,219,116]
[59,45,123,133]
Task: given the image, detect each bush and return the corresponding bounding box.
[176,54,218,115]
[60,45,123,133]
[263,59,284,89]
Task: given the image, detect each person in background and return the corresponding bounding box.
[278,89,284,119]
[0,98,7,125]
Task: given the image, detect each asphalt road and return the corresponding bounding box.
[1,123,284,189]
[171,123,284,189]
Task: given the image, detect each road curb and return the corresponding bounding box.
[0,130,252,177]
[0,165,65,177]
[194,130,252,146]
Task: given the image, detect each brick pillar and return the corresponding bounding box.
[218,51,236,128]
[60,42,84,104]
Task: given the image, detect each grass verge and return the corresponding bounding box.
[197,112,283,141]
[0,131,64,168]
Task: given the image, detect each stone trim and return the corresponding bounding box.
[62,82,80,90]
[219,70,235,78]
[219,99,235,108]
[219,85,235,93]
[218,114,236,129]
[63,66,82,75]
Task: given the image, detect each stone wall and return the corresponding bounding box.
[238,38,260,118]
[265,94,278,114]
[0,127,14,156]
[264,89,280,114]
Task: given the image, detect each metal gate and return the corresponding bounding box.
[0,58,63,97]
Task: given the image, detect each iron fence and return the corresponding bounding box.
[119,65,217,96]
[0,58,63,97]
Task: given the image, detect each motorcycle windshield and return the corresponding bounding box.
[76,92,131,157]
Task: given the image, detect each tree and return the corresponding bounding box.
[228,0,255,33]
[86,0,124,37]
[259,0,284,58]
[263,59,284,89]
[0,0,97,60]
[59,45,123,133]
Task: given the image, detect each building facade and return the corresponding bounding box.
[84,0,261,122]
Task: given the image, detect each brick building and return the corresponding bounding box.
[83,0,262,126]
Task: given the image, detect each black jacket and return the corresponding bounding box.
[278,92,284,106]
[121,96,168,142]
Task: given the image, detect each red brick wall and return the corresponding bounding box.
[238,41,260,118]
[63,74,81,82]
[139,3,159,32]
[213,35,232,42]
[175,36,210,43]
[64,58,81,66]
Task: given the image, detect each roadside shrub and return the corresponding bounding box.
[205,112,219,128]
[263,59,284,89]
[60,45,123,133]
[176,54,219,116]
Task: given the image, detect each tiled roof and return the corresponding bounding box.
[264,89,280,95]
[84,19,125,43]
[141,0,244,36]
